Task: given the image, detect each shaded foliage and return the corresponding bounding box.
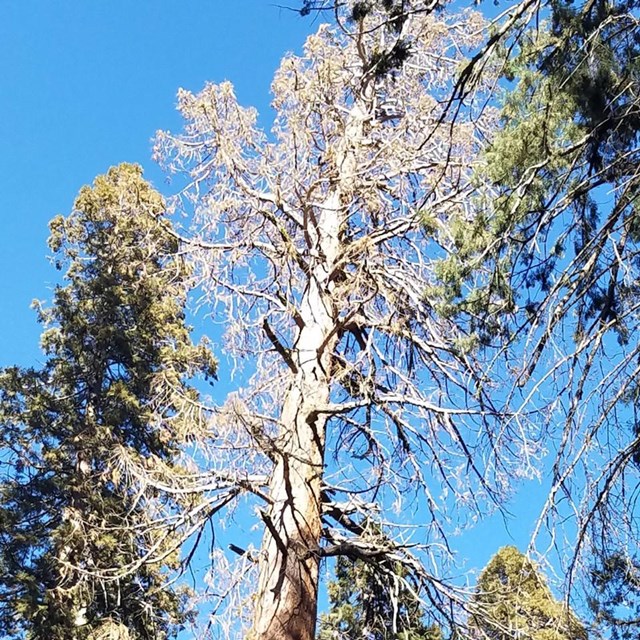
[318,527,441,640]
[589,553,640,640]
[0,164,216,640]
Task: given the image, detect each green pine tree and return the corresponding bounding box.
[0,164,216,640]
[589,553,640,640]
[318,548,440,640]
[470,547,586,640]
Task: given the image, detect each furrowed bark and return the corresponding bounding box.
[250,106,365,640]
[250,385,327,640]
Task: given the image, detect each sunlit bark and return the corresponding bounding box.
[152,5,527,638]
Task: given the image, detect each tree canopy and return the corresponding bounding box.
[306,0,640,598]
[470,547,586,640]
[0,164,216,639]
[458,0,640,581]
[150,2,526,637]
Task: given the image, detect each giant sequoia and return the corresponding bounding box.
[0,164,216,639]
[470,547,586,640]
[151,5,536,639]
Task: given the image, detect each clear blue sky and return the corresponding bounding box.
[0,1,313,368]
[0,0,551,619]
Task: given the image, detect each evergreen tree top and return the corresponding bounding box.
[0,163,215,640]
[470,547,586,640]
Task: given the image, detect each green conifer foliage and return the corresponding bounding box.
[0,164,216,640]
[417,0,640,581]
[589,553,640,640]
[318,554,440,640]
[470,547,586,640]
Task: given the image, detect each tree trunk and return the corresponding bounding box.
[250,382,327,640]
[250,104,366,640]
[251,277,336,639]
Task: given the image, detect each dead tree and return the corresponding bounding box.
[152,6,535,639]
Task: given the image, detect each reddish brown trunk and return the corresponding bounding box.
[250,271,336,638]
[250,103,363,640]
[250,384,327,640]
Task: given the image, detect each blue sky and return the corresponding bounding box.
[0,1,314,368]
